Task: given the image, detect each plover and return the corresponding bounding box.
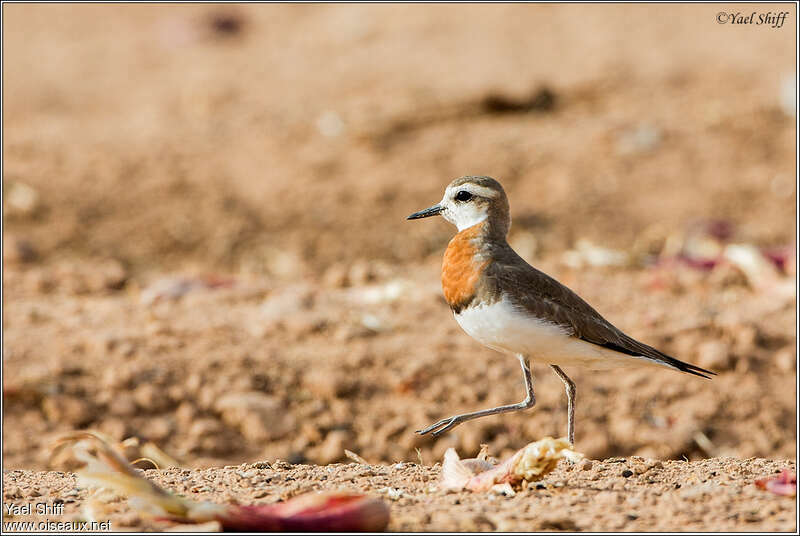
[407,176,714,444]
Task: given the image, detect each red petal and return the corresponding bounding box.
[216,493,390,532]
[755,470,797,497]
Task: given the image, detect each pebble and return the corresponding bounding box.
[696,340,732,371]
[3,235,38,264]
[304,368,357,398]
[315,430,352,465]
[780,73,796,117]
[41,396,92,427]
[348,261,376,286]
[774,346,796,373]
[316,110,345,138]
[146,417,173,441]
[236,470,257,479]
[4,486,22,499]
[322,263,350,288]
[133,383,169,413]
[108,393,138,417]
[5,181,40,217]
[616,124,662,155]
[214,391,294,442]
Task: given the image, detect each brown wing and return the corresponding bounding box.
[482,248,714,378]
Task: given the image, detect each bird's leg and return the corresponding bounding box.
[549,365,576,445]
[417,356,535,437]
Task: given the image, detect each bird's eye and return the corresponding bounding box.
[455,190,473,202]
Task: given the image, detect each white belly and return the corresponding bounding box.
[454,297,656,370]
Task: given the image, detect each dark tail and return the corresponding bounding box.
[601,335,717,379]
[660,356,716,379]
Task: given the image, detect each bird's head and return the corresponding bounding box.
[407,176,511,236]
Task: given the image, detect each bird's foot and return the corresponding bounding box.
[416,415,463,437]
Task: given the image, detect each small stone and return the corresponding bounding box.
[5,181,40,217]
[26,270,55,293]
[145,417,173,441]
[133,383,170,413]
[348,261,375,286]
[775,346,796,373]
[42,396,92,427]
[316,110,345,138]
[743,510,763,523]
[579,459,593,471]
[780,73,796,117]
[3,235,38,264]
[732,324,758,355]
[616,124,662,155]
[633,464,649,475]
[315,430,352,465]
[538,516,579,531]
[283,314,327,338]
[97,418,127,440]
[304,368,356,398]
[215,391,294,441]
[108,393,138,417]
[96,259,128,291]
[118,342,137,358]
[166,384,186,403]
[622,469,634,478]
[696,340,732,371]
[189,418,225,438]
[175,401,198,427]
[322,263,350,288]
[5,486,22,499]
[287,452,307,465]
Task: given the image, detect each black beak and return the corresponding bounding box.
[407,204,444,220]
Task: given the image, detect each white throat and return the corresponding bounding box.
[452,213,488,231]
[440,193,489,231]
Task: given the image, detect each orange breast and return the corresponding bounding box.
[441,223,488,310]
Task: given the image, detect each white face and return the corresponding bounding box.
[439,182,498,231]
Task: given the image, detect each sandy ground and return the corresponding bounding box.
[2,3,797,532]
[2,457,796,532]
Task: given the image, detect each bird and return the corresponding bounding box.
[407,176,714,445]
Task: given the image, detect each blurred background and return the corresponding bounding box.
[3,4,796,470]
